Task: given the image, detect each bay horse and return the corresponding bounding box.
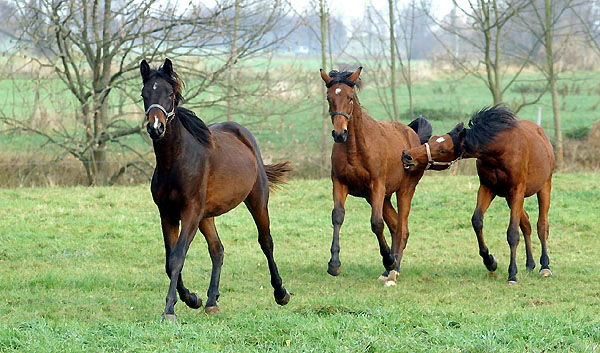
[140,58,291,320]
[320,67,433,286]
[401,105,555,283]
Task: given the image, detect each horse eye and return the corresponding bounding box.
[439,149,446,154]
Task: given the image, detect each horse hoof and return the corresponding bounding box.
[539,268,552,277]
[485,256,498,272]
[161,313,177,323]
[507,279,518,285]
[327,264,341,276]
[187,293,202,309]
[205,306,219,315]
[275,288,291,306]
[384,270,399,287]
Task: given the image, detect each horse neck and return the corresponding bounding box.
[152,117,184,170]
[346,105,370,151]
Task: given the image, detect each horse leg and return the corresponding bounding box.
[472,185,497,272]
[537,179,552,277]
[162,205,201,322]
[368,186,396,277]
[245,187,290,306]
[506,188,526,283]
[385,184,418,286]
[161,215,202,320]
[199,217,224,314]
[328,176,348,276]
[518,208,535,271]
[378,197,398,281]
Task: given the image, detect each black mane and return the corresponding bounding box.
[464,105,516,153]
[326,70,363,90]
[145,64,211,145]
[177,107,211,145]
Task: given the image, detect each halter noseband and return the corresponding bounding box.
[145,103,175,123]
[423,133,462,170]
[329,94,356,121]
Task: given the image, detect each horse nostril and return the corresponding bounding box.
[402,151,413,161]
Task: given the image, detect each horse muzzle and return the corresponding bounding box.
[147,120,165,140]
[332,129,348,143]
[402,150,416,170]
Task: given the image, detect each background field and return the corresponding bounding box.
[3,56,600,186]
[1,174,599,352]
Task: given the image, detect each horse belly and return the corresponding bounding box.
[204,148,257,217]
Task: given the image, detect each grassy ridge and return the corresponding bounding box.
[0,174,599,352]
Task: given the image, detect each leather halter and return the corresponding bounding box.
[424,142,461,170]
[145,103,175,123]
[329,96,355,120]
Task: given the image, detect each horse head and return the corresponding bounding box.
[402,122,466,171]
[140,58,183,140]
[320,67,362,143]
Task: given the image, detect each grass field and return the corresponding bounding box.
[0,174,599,352]
[2,66,600,156]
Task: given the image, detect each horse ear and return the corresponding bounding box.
[449,122,465,135]
[320,69,332,85]
[140,60,150,82]
[348,66,362,83]
[457,124,466,141]
[163,58,173,76]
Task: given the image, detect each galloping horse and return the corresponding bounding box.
[402,105,555,283]
[320,67,432,286]
[140,58,291,320]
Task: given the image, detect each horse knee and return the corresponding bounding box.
[507,227,520,247]
[472,211,483,232]
[371,217,384,235]
[332,207,345,226]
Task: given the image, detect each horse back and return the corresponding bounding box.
[477,120,554,197]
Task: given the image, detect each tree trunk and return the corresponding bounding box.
[545,0,563,168]
[320,0,329,177]
[388,0,399,121]
[481,0,503,105]
[227,0,240,122]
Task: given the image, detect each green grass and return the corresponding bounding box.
[0,174,599,352]
[2,67,600,159]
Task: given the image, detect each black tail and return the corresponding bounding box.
[408,116,433,145]
[264,161,293,191]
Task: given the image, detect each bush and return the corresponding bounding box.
[565,126,590,140]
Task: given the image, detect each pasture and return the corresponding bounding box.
[0,174,599,352]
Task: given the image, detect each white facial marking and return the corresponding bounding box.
[335,88,341,95]
[152,82,158,90]
[153,116,159,129]
[436,137,445,143]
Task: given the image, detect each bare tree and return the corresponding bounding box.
[427,0,546,112]
[514,0,584,168]
[388,0,400,120]
[1,0,294,185]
